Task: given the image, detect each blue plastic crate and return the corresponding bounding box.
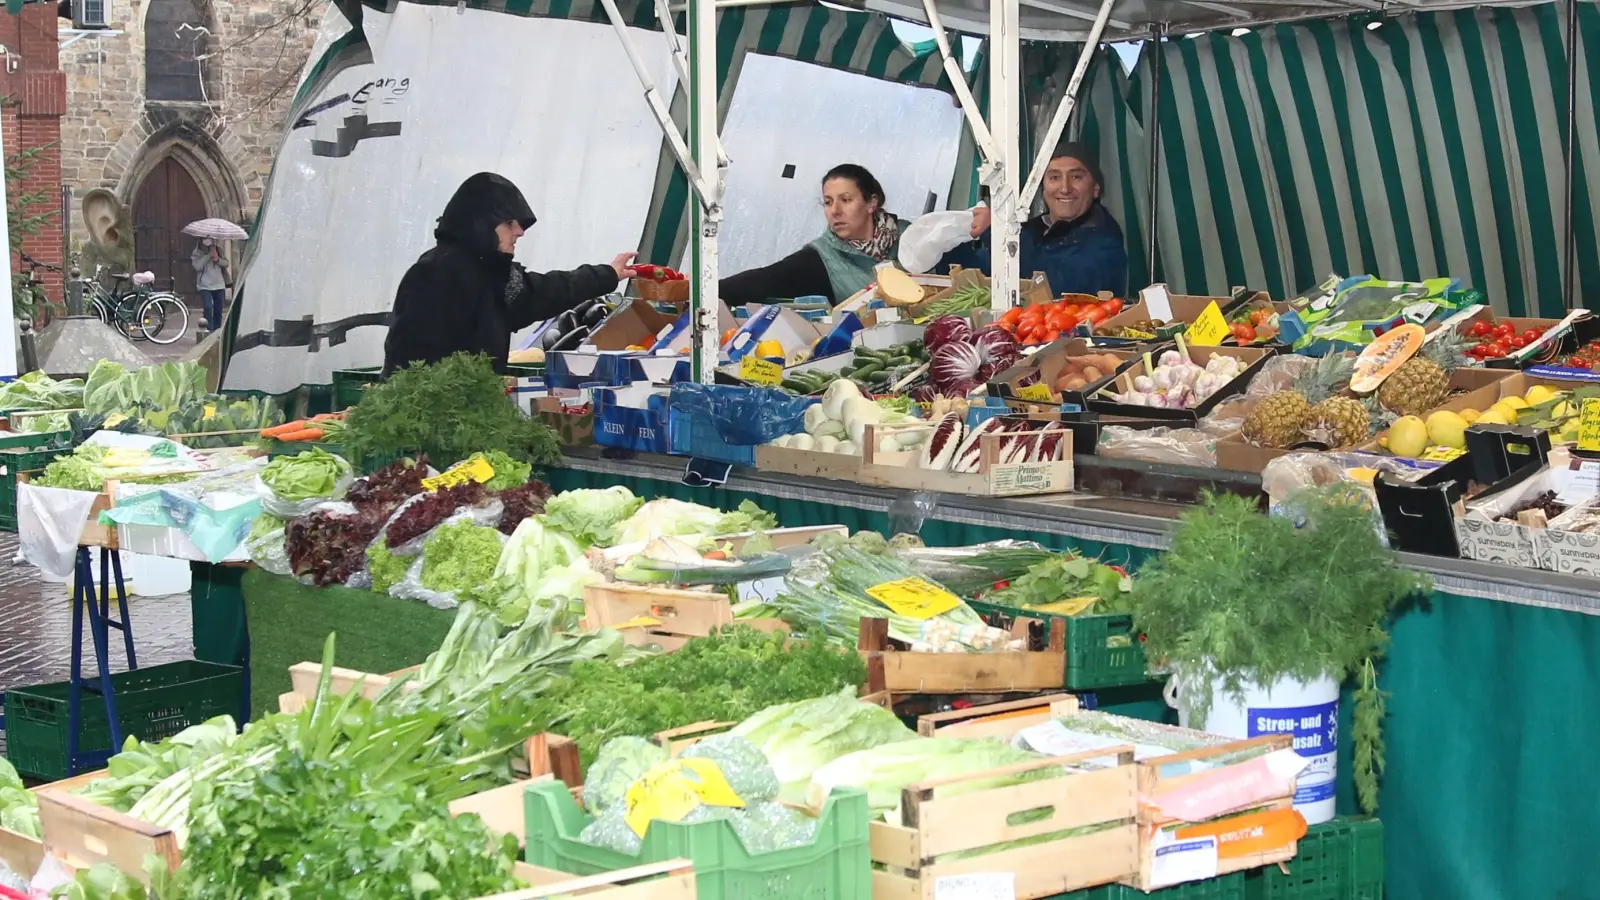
[669,407,756,466]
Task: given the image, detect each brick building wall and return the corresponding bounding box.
[0,3,66,302]
[58,0,319,250]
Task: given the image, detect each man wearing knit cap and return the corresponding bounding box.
[941,141,1128,297]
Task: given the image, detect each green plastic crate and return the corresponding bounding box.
[0,440,75,534]
[3,660,243,781]
[970,600,1153,690]
[524,780,871,900]
[1244,818,1384,900]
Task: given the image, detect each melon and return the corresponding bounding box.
[876,267,924,307]
[1349,324,1426,394]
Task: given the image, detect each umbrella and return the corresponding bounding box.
[182,218,249,241]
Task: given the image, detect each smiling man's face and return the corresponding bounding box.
[1042,155,1101,222]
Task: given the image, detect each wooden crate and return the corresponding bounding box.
[754,443,864,481]
[915,693,1304,891]
[34,770,181,881]
[858,616,1068,695]
[859,423,1074,497]
[869,748,1139,900]
[17,477,118,549]
[581,583,789,651]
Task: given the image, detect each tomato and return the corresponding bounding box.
[1467,344,1489,358]
[1484,341,1508,357]
[999,306,1023,327]
[1102,298,1124,316]
[1083,307,1109,325]
[1469,321,1493,338]
[1494,322,1516,339]
[1522,329,1542,343]
[1043,329,1061,343]
[1059,313,1081,332]
[1249,308,1272,327]
[1231,322,1257,342]
[1063,304,1084,318]
[1510,336,1530,350]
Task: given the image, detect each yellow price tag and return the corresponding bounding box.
[1419,446,1465,462]
[624,758,745,837]
[614,616,663,630]
[1016,383,1055,402]
[1024,596,1100,617]
[1187,301,1230,347]
[421,455,495,491]
[739,355,784,386]
[1578,398,1600,452]
[866,577,961,620]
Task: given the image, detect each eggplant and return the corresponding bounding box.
[554,310,580,335]
[549,325,590,352]
[539,326,565,350]
[582,303,610,327]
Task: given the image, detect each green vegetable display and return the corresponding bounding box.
[419,521,504,595]
[366,539,411,594]
[984,553,1133,615]
[544,485,643,547]
[84,360,209,414]
[526,627,866,768]
[0,756,39,838]
[0,370,83,411]
[260,447,351,502]
[342,353,560,470]
[35,443,106,490]
[730,686,914,802]
[477,449,532,491]
[808,735,1048,815]
[1131,490,1429,814]
[49,859,172,900]
[74,716,238,813]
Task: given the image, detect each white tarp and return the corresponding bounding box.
[225,8,679,395]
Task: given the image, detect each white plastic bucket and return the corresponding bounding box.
[123,552,192,596]
[1166,668,1339,824]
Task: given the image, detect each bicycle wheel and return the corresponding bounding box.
[90,296,112,326]
[138,294,189,344]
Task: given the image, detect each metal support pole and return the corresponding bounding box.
[1144,25,1166,284]
[988,0,1022,313]
[654,0,729,168]
[1018,0,1117,212]
[1563,0,1580,310]
[688,0,723,383]
[921,0,999,162]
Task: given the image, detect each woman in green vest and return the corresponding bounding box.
[720,164,907,306]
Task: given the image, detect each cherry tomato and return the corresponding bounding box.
[1102,298,1124,316]
[1522,329,1542,343]
[1231,323,1257,342]
[1467,344,1489,358]
[1469,321,1493,338]
[1484,341,1508,357]
[1083,307,1109,326]
[1510,336,1530,350]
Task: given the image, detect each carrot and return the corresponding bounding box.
[277,428,325,442]
[311,412,347,422]
[261,420,308,438]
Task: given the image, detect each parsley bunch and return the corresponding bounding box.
[528,627,866,768]
[342,353,560,470]
[1131,490,1428,814]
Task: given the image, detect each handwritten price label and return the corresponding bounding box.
[866,577,961,620]
[739,355,784,386]
[1578,398,1600,452]
[624,758,745,837]
[421,455,494,491]
[1186,301,1229,347]
[1015,383,1055,402]
[1419,446,1465,462]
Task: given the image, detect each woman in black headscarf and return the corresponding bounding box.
[383,172,638,376]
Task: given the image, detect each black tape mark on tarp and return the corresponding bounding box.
[231,312,392,353]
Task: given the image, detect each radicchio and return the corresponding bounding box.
[924,315,973,352]
[931,341,982,393]
[347,456,429,517]
[497,480,553,534]
[909,384,939,403]
[920,413,965,469]
[951,416,1011,473]
[973,326,1022,371]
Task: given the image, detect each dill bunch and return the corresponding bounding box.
[1132,489,1428,813]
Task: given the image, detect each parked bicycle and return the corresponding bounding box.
[72,259,190,345]
[16,253,66,329]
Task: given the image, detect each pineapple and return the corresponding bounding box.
[1304,396,1371,448]
[1241,354,1357,448]
[1243,392,1311,448]
[1377,327,1470,417]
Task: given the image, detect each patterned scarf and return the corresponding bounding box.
[848,209,900,261]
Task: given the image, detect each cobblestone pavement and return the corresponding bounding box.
[0,534,193,756]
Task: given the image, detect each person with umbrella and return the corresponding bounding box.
[183,218,248,333]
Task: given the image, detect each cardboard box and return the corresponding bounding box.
[584,297,677,351]
[1092,287,1259,339]
[989,338,1153,412]
[534,394,596,448]
[907,266,1054,319]
[1088,346,1276,423]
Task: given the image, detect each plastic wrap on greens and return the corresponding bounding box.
[680,734,778,803]
[730,800,817,853]
[586,737,670,815]
[730,687,914,802]
[579,808,643,855]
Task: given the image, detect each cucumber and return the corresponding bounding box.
[884,355,914,367]
[854,363,884,379]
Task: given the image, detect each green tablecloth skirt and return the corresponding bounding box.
[212,465,1600,900]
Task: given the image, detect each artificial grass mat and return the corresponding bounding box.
[241,567,455,719]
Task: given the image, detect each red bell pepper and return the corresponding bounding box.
[635,264,663,280]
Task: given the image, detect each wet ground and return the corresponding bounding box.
[0,534,193,756]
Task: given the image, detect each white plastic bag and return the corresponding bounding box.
[17,484,98,578]
[897,209,979,274]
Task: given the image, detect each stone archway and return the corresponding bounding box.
[114,122,249,225]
